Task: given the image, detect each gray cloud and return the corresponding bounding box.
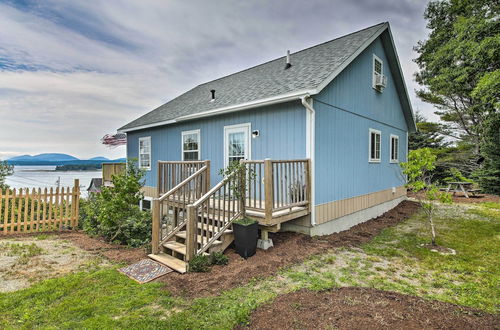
[0,0,434,159]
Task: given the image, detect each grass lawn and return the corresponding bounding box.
[0,201,498,329]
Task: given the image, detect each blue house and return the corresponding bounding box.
[119,22,415,272]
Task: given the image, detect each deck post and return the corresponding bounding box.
[305,159,312,213]
[152,198,160,254]
[185,205,196,262]
[264,158,273,223]
[204,160,211,194]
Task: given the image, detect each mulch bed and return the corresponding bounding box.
[158,200,420,297]
[240,287,499,329]
[408,191,500,204]
[0,200,420,297]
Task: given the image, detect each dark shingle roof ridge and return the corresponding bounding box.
[197,22,388,88]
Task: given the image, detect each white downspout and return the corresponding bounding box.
[301,95,316,226]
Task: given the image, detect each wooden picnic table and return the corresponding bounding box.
[445,182,475,198]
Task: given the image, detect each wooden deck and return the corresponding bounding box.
[165,194,308,226]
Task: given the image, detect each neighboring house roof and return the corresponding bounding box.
[120,22,415,132]
[87,178,103,193]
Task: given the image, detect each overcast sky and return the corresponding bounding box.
[0,0,433,160]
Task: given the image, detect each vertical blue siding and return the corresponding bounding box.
[314,37,408,205]
[127,101,306,187]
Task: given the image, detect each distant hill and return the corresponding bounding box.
[88,157,109,161]
[8,153,79,162]
[7,153,125,166]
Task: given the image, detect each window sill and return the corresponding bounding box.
[390,160,399,164]
[369,160,381,163]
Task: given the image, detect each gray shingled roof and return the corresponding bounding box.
[120,23,388,131]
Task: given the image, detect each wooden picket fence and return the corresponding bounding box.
[0,179,80,234]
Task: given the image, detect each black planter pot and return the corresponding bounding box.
[233,221,258,259]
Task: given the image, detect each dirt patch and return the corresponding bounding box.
[0,236,108,292]
[241,287,499,330]
[409,191,500,204]
[160,200,420,297]
[57,232,148,264]
[1,231,149,265]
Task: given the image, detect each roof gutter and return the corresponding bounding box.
[301,94,316,226]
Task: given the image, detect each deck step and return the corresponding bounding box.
[163,241,209,256]
[148,253,187,274]
[197,222,233,234]
[176,231,222,246]
[163,241,188,255]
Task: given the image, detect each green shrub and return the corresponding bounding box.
[80,161,151,247]
[188,255,211,272]
[188,252,230,272]
[210,252,229,265]
[233,217,256,226]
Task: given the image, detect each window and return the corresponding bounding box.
[182,130,200,161]
[390,134,399,163]
[369,129,381,162]
[138,137,151,170]
[140,198,151,211]
[372,54,383,89]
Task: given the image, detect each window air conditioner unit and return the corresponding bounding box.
[374,74,387,91]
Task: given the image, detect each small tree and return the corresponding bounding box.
[218,161,255,222]
[0,161,14,190]
[401,148,452,246]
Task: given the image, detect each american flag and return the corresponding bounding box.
[101,133,127,148]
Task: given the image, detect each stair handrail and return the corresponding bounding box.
[158,165,208,202]
[190,170,237,208]
[186,169,241,260]
[152,164,209,254]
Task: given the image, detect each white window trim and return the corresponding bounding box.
[139,196,153,210]
[181,129,201,161]
[138,136,151,171]
[368,128,381,163]
[223,123,251,168]
[372,54,383,90]
[390,134,399,163]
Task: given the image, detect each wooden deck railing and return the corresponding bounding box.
[0,180,80,234]
[242,159,311,222]
[185,169,241,260]
[151,163,209,254]
[157,161,208,195]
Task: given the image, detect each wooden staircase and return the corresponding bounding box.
[149,161,241,273]
[149,159,311,273]
[149,214,234,273]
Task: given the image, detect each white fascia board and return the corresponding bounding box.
[119,119,177,133]
[118,89,316,133]
[314,23,388,93]
[176,89,316,121]
[384,25,417,132]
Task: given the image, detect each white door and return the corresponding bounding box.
[224,123,251,167]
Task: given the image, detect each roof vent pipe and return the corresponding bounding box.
[285,50,292,69]
[210,89,216,101]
